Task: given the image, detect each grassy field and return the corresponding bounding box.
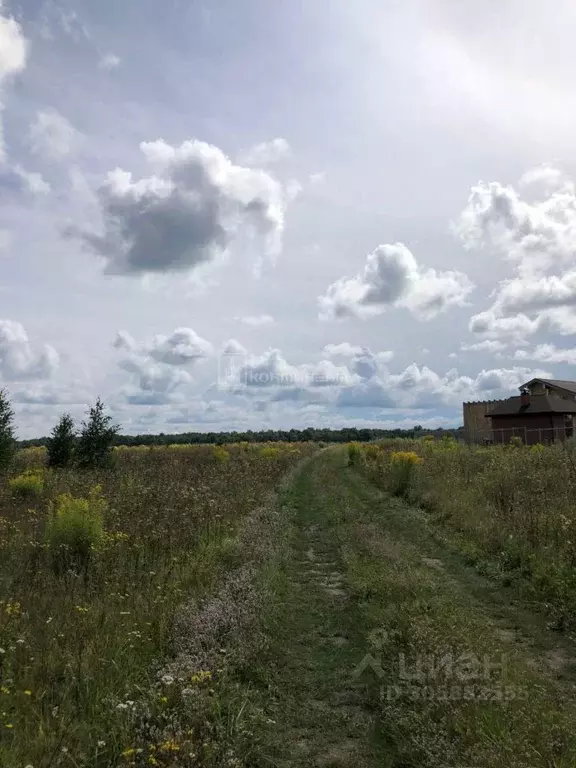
[352,437,576,628]
[244,446,576,767]
[4,438,576,767]
[0,442,314,767]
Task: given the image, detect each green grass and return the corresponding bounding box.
[356,438,576,630]
[5,441,576,766]
[0,443,314,767]
[242,447,576,767]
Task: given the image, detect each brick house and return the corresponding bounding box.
[486,390,576,445]
[521,378,576,401]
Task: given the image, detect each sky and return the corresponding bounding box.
[3,0,576,437]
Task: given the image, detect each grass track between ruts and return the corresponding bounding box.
[244,447,576,767]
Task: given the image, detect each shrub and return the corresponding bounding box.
[260,446,280,459]
[47,413,76,468]
[9,470,44,498]
[0,388,15,472]
[15,446,47,471]
[213,446,230,463]
[348,442,362,467]
[45,486,106,575]
[76,398,119,469]
[388,451,423,497]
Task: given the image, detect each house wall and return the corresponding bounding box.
[491,413,572,445]
[463,400,505,443]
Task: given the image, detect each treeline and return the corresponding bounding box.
[18,425,464,449]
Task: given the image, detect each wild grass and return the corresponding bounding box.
[0,442,313,767]
[353,437,576,628]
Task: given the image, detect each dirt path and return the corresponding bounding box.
[250,454,383,767]
[248,448,576,767]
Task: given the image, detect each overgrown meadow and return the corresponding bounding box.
[0,442,314,767]
[350,437,576,628]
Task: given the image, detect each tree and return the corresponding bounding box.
[76,398,119,469]
[0,389,15,471]
[47,413,76,468]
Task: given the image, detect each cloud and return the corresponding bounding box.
[147,328,212,365]
[98,53,121,71]
[12,165,51,194]
[115,327,212,365]
[0,5,28,160]
[114,327,212,404]
[497,272,576,315]
[38,2,91,43]
[29,109,81,161]
[333,362,547,411]
[460,339,508,353]
[336,379,396,409]
[309,171,326,186]
[322,342,364,357]
[118,356,192,404]
[455,170,576,271]
[456,168,576,342]
[226,348,357,391]
[221,338,246,355]
[514,344,576,364]
[238,137,291,166]
[11,381,92,406]
[319,243,473,320]
[0,320,59,381]
[519,164,565,191]
[237,314,275,326]
[69,138,291,276]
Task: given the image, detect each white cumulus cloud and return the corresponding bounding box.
[114,327,212,405]
[514,344,576,364]
[0,5,28,160]
[456,167,576,342]
[319,243,473,321]
[0,320,59,381]
[69,138,292,276]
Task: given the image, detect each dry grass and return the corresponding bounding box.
[0,442,313,767]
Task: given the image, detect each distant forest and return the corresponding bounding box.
[18,425,464,448]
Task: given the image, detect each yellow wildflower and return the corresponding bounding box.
[159,740,180,752]
[191,670,212,684]
[390,451,423,465]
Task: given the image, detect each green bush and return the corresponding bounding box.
[388,451,423,497]
[347,442,362,467]
[9,470,45,498]
[45,486,106,575]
